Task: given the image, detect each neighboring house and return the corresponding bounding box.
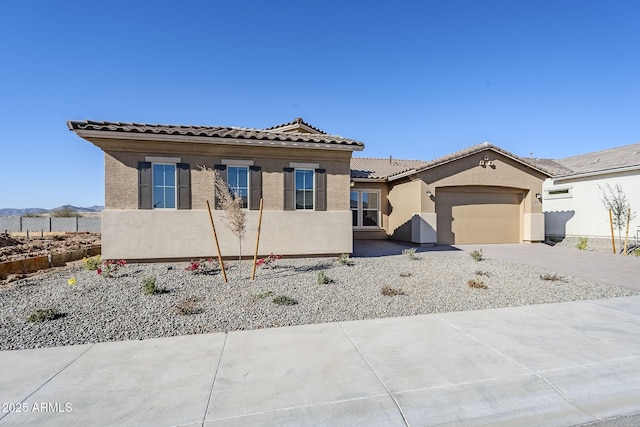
[540,143,640,242]
[67,118,364,260]
[69,118,552,260]
[351,143,551,245]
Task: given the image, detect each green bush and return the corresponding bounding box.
[470,249,484,262]
[27,308,59,323]
[142,276,165,295]
[272,295,298,306]
[317,271,331,285]
[83,255,101,271]
[576,237,588,251]
[337,253,353,266]
[402,247,418,260]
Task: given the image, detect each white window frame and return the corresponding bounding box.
[294,168,315,210]
[351,189,382,229]
[545,185,573,200]
[226,165,250,209]
[152,162,177,209]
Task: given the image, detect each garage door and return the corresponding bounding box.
[436,189,522,244]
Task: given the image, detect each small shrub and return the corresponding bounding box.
[474,270,490,277]
[402,247,418,260]
[576,237,588,251]
[540,273,564,282]
[634,248,640,257]
[272,295,298,306]
[467,279,487,289]
[83,255,101,271]
[51,207,82,217]
[27,308,60,323]
[185,258,219,275]
[399,272,412,277]
[256,253,283,268]
[470,249,484,262]
[255,291,274,299]
[381,286,406,296]
[337,253,354,266]
[317,271,332,285]
[143,276,166,295]
[176,297,203,315]
[98,259,126,278]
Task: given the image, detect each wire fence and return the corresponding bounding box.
[0,216,101,233]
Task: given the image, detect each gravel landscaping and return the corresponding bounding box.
[1,246,637,350]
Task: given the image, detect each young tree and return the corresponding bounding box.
[600,183,635,252]
[213,170,247,276]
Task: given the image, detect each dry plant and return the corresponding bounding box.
[199,165,247,277]
[467,279,488,289]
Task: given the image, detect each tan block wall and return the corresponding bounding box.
[101,139,352,211]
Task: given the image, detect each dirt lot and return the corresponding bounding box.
[0,232,101,263]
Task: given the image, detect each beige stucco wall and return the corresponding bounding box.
[102,139,352,211]
[101,209,353,260]
[377,149,547,244]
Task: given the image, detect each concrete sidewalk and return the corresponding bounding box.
[2,296,640,426]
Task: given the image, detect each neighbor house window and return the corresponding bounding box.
[545,185,573,200]
[295,169,315,210]
[351,190,380,228]
[227,166,249,209]
[152,163,177,209]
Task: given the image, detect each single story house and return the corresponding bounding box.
[539,143,640,242]
[68,118,551,260]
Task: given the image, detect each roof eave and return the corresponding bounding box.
[72,129,364,152]
[553,164,640,182]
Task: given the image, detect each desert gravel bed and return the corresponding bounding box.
[1,249,636,350]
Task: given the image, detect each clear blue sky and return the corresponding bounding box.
[2,1,639,209]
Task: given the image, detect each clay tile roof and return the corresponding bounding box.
[265,117,327,134]
[67,120,364,148]
[350,157,428,179]
[551,142,640,176]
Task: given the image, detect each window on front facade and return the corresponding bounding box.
[227,166,249,209]
[350,190,380,228]
[152,163,176,208]
[295,169,314,210]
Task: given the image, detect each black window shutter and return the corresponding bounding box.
[177,163,191,209]
[214,164,227,209]
[138,162,152,209]
[315,168,327,211]
[249,166,262,210]
[283,167,294,211]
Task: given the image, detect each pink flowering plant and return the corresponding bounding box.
[185,258,219,275]
[97,259,126,278]
[256,253,283,269]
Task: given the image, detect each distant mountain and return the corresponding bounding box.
[0,206,104,216]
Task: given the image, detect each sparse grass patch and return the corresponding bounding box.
[540,273,565,282]
[337,253,354,266]
[176,297,203,315]
[142,276,166,295]
[467,279,487,289]
[27,308,60,323]
[474,270,490,277]
[381,285,406,296]
[470,249,484,262]
[272,295,298,306]
[402,247,418,260]
[254,291,274,299]
[317,271,332,284]
[576,237,588,251]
